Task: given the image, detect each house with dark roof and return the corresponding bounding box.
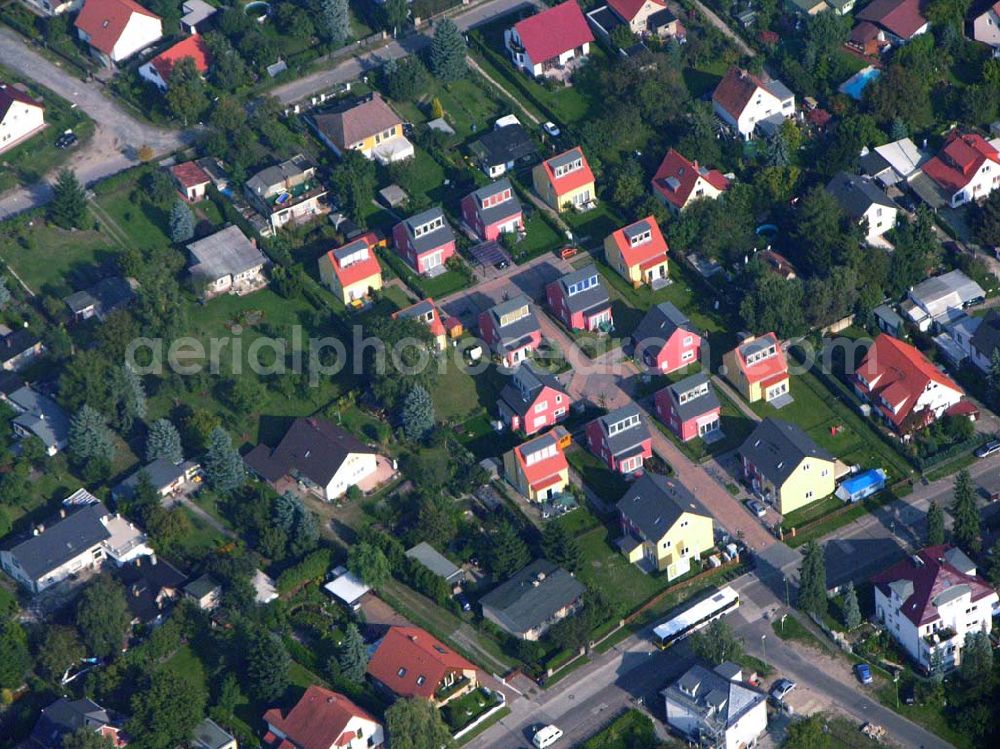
[593,0,685,39]
[970,308,1000,372]
[740,418,837,514]
[468,120,538,178]
[6,385,70,455]
[245,154,327,234]
[63,277,136,322]
[116,556,187,627]
[603,216,669,289]
[74,0,162,67]
[616,473,714,578]
[0,326,43,371]
[585,404,653,475]
[652,148,729,212]
[503,431,570,502]
[187,225,268,299]
[367,625,478,706]
[712,67,795,139]
[662,662,767,749]
[0,82,44,155]
[496,362,571,435]
[504,1,594,79]
[825,172,897,243]
[263,684,384,749]
[318,233,384,306]
[722,332,789,404]
[854,0,928,46]
[311,93,413,164]
[30,698,125,749]
[532,146,596,212]
[654,373,721,443]
[920,130,1000,208]
[392,206,457,276]
[478,295,543,368]
[873,545,999,671]
[184,574,221,610]
[632,302,700,374]
[480,559,585,640]
[460,178,524,242]
[244,417,379,502]
[138,34,210,91]
[546,265,612,332]
[405,542,465,586]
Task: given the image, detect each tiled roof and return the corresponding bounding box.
[712,67,766,120]
[0,83,42,119]
[617,472,710,541]
[513,0,594,64]
[825,172,895,219]
[922,131,1000,194]
[740,418,833,487]
[608,0,665,21]
[652,148,729,209]
[593,404,651,457]
[75,0,159,56]
[394,298,446,338]
[498,363,568,420]
[540,147,595,196]
[856,0,927,39]
[244,417,374,486]
[550,265,611,315]
[149,34,209,82]
[609,216,668,268]
[514,433,568,488]
[632,302,695,356]
[170,161,211,190]
[367,626,476,700]
[732,333,787,384]
[3,502,111,581]
[262,685,376,749]
[324,237,381,289]
[659,372,721,423]
[313,93,401,148]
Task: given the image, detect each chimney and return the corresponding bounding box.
[59,508,66,519]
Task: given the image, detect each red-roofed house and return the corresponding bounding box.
[921,130,1000,208]
[366,626,478,706]
[532,146,596,212]
[722,333,789,404]
[603,216,669,289]
[504,0,594,79]
[847,20,890,56]
[169,161,211,202]
[973,1,1000,53]
[852,334,965,435]
[503,431,570,501]
[855,0,928,46]
[873,545,998,672]
[75,0,163,67]
[318,234,384,306]
[651,148,729,212]
[712,67,795,140]
[393,298,448,351]
[263,685,384,749]
[0,83,45,155]
[138,34,210,90]
[607,0,676,36]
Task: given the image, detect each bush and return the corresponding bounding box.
[276,548,334,594]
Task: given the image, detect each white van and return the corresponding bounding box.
[532,725,563,748]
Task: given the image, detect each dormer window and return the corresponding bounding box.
[629,230,651,246]
[566,275,598,296]
[607,414,640,435]
[412,216,444,238]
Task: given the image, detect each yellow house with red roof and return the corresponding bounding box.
[532,147,596,212]
[603,216,669,288]
[318,233,383,306]
[723,332,790,404]
[503,430,570,502]
[393,298,448,351]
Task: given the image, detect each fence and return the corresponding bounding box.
[451,693,507,741]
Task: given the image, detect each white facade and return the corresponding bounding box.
[324,451,378,500]
[948,158,1000,207]
[266,715,384,749]
[715,87,794,140]
[973,6,1000,52]
[0,91,45,155]
[137,60,169,91]
[860,202,897,242]
[663,666,767,749]
[504,27,589,77]
[78,10,162,65]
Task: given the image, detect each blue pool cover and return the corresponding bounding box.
[836,468,887,502]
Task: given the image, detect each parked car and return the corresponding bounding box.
[770,678,796,702]
[901,682,916,705]
[542,121,561,138]
[55,131,78,149]
[456,592,472,612]
[855,663,873,685]
[533,725,563,748]
[746,499,766,518]
[975,440,1000,458]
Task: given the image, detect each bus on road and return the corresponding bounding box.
[653,586,740,649]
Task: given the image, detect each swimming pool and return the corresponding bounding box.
[839,66,881,101]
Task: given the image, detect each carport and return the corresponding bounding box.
[469,240,513,271]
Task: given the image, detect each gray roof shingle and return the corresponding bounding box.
[3,503,110,581]
[740,418,834,487]
[617,473,710,541]
[479,559,585,635]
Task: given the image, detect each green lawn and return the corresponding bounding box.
[566,445,628,503]
[0,221,119,297]
[574,524,671,614]
[93,183,173,250]
[375,247,472,299]
[580,710,659,749]
[395,76,507,140]
[780,495,843,531]
[511,212,562,262]
[430,355,485,424]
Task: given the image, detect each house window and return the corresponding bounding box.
[416,676,426,686]
[805,491,814,499]
[534,401,548,413]
[397,667,407,677]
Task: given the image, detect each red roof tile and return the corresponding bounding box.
[75,0,160,56]
[367,626,476,700]
[540,147,595,197]
[513,1,594,65]
[712,67,765,121]
[393,298,446,338]
[922,131,1000,194]
[733,333,788,385]
[608,0,665,22]
[0,83,42,120]
[652,148,729,209]
[609,216,669,269]
[169,161,211,190]
[514,434,569,489]
[149,34,209,82]
[856,0,927,40]
[324,236,382,289]
[262,685,376,749]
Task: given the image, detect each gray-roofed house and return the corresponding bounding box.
[191,718,237,749]
[662,662,767,749]
[63,277,137,322]
[859,138,928,187]
[970,309,1000,373]
[631,301,701,373]
[479,559,585,640]
[616,473,715,578]
[244,416,380,501]
[478,294,543,367]
[874,303,905,337]
[825,172,897,243]
[112,458,202,502]
[468,121,537,178]
[184,574,222,610]
[905,269,986,331]
[7,385,70,456]
[392,206,457,276]
[0,326,43,371]
[180,0,217,33]
[405,542,465,585]
[585,403,653,475]
[244,154,328,233]
[740,418,837,515]
[545,265,613,332]
[29,698,124,749]
[311,93,414,164]
[187,225,268,300]
[496,361,571,435]
[654,372,722,443]
[460,178,524,242]
[117,556,187,627]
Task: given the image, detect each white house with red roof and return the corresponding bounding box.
[973,2,1000,53]
[603,216,669,288]
[263,684,384,749]
[651,148,729,212]
[852,334,966,436]
[712,67,795,140]
[503,431,570,502]
[366,625,478,706]
[169,161,211,202]
[75,0,162,66]
[0,83,45,155]
[504,0,594,79]
[854,0,928,46]
[873,545,998,671]
[920,130,1000,208]
[138,34,210,90]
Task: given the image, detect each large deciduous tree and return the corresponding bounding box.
[347,542,391,589]
[75,576,130,659]
[128,669,207,749]
[385,698,455,749]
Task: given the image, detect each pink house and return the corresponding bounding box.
[545,264,613,332]
[654,373,722,443]
[631,302,701,374]
[479,295,542,367]
[392,207,456,275]
[497,363,571,434]
[460,178,524,241]
[585,404,653,475]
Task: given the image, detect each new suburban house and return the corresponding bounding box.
[503,431,570,502]
[263,685,383,749]
[0,83,45,155]
[169,160,212,202]
[853,334,966,436]
[367,625,478,706]
[873,545,999,672]
[393,298,448,351]
[585,404,653,475]
[825,172,898,243]
[468,119,538,178]
[311,93,414,164]
[392,206,457,276]
[244,417,379,501]
[460,178,524,242]
[0,493,153,593]
[712,67,795,139]
[496,362,571,435]
[616,473,714,579]
[138,34,210,91]
[903,269,986,331]
[111,458,201,502]
[545,265,613,332]
[74,0,162,67]
[920,130,1000,208]
[604,216,669,289]
[652,148,729,212]
[245,154,327,233]
[631,302,701,374]
[973,1,1000,53]
[663,662,768,749]
[532,147,596,212]
[480,559,585,640]
[854,0,928,46]
[722,333,790,404]
[655,373,722,443]
[479,295,543,367]
[740,418,837,515]
[504,0,594,79]
[318,234,384,305]
[187,225,268,299]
